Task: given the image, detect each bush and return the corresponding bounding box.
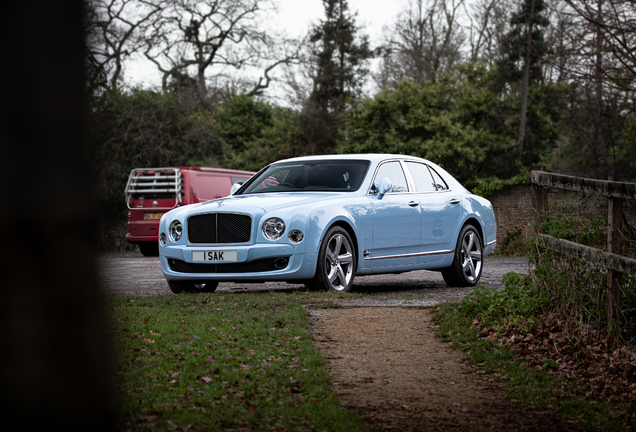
[460,272,547,331]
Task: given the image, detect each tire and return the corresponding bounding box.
[442,225,483,287]
[303,280,320,291]
[312,226,356,292]
[167,280,219,294]
[139,242,159,257]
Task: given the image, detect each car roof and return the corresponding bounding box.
[270,153,467,192]
[272,154,430,164]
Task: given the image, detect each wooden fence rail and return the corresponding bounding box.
[531,171,636,326]
[536,234,636,277]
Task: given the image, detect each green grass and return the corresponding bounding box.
[433,302,636,432]
[108,288,636,431]
[107,291,372,431]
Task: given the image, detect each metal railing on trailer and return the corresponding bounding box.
[125,168,183,210]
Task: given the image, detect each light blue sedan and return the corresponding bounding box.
[158,154,497,293]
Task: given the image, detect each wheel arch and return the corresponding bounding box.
[309,219,359,292]
[327,220,359,262]
[462,217,485,247]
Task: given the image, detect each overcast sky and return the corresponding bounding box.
[127,0,407,92]
[275,0,404,42]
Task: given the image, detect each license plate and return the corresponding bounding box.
[144,212,164,220]
[192,250,238,263]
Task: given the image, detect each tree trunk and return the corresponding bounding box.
[594,0,607,177]
[517,0,536,159]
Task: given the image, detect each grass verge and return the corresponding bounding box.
[432,301,636,432]
[107,291,372,431]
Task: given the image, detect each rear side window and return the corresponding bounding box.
[405,162,436,192]
[429,167,449,191]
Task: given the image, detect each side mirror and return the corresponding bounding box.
[377,177,392,199]
[230,182,244,195]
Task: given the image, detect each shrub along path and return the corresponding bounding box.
[309,306,580,432]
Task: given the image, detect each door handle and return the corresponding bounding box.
[408,201,420,207]
[449,199,460,205]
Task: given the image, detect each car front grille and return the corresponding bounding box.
[188,213,252,244]
[168,258,285,274]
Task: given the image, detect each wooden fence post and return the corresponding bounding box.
[607,196,624,326]
[532,182,548,232]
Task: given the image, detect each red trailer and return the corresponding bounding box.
[125,167,254,256]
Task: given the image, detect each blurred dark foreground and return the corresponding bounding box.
[0,2,115,430]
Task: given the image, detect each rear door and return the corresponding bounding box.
[404,161,461,264]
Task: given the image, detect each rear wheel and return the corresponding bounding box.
[312,226,356,292]
[442,225,483,287]
[167,280,219,294]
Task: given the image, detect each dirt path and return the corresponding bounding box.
[310,307,580,432]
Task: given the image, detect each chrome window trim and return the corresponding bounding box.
[368,158,455,196]
[367,159,409,196]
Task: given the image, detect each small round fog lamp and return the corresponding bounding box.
[288,230,304,243]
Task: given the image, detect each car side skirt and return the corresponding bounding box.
[363,249,454,261]
[484,239,497,256]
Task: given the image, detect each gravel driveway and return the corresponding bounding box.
[98,253,530,301]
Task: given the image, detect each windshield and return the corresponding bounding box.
[239,160,370,194]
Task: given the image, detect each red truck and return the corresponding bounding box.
[125,167,254,256]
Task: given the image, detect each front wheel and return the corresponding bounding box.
[312,226,356,292]
[442,225,483,287]
[167,280,219,294]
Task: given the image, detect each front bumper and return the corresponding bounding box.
[160,243,317,282]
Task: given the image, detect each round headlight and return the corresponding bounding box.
[262,217,285,240]
[169,220,183,242]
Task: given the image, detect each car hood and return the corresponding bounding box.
[194,192,348,214]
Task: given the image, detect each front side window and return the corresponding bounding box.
[371,161,408,194]
[239,160,370,194]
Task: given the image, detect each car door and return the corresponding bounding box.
[367,161,422,269]
[404,161,462,264]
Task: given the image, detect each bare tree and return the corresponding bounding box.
[563,0,636,89]
[540,0,578,83]
[375,0,466,89]
[464,0,509,65]
[141,0,300,97]
[546,0,636,179]
[517,0,541,157]
[86,0,163,93]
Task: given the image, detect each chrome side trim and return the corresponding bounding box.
[364,249,454,261]
[486,240,496,247]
